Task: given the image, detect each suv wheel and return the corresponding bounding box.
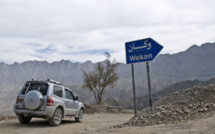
[75,109,84,122]
[49,108,62,126]
[18,115,32,124]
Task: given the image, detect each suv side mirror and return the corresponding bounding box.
[75,96,79,101]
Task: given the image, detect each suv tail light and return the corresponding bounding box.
[46,96,53,106]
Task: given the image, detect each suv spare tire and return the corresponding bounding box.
[24,90,43,110]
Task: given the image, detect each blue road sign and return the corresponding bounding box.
[125,38,163,64]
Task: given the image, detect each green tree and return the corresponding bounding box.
[82,52,118,104]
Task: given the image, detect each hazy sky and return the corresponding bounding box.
[0,0,215,64]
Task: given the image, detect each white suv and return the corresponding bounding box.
[13,79,85,126]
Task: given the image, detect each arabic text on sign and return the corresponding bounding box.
[128,40,151,53]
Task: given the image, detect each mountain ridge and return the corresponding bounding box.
[0,42,215,107]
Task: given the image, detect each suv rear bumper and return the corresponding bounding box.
[13,105,55,119]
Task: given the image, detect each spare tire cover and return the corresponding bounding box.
[24,90,43,110]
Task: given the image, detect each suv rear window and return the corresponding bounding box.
[21,83,30,95]
[23,83,48,96]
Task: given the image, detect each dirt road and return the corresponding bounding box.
[1,113,215,134]
[0,113,132,134]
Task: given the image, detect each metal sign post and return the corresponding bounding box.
[125,37,163,115]
[131,64,137,117]
[146,62,153,113]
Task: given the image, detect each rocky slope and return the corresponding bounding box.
[118,83,215,127]
[121,78,215,109]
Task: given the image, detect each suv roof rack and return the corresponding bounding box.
[31,78,62,85]
[45,79,62,85]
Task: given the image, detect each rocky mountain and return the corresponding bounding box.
[121,78,215,109]
[0,42,215,109]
